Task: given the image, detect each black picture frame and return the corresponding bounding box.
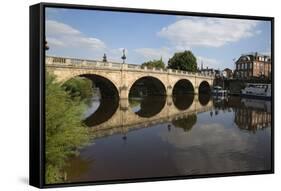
[30,2,274,188]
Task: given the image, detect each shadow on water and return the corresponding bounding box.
[172,94,194,110]
[129,96,166,118]
[84,97,119,127]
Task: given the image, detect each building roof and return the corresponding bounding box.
[236,52,271,63]
[224,68,232,71]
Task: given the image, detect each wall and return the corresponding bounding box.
[0,0,279,191]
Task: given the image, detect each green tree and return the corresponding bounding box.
[168,50,197,72]
[45,73,89,184]
[141,58,165,69]
[63,77,93,101]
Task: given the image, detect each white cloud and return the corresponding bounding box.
[46,37,65,47]
[46,20,106,52]
[255,30,262,35]
[157,17,260,48]
[46,20,80,36]
[197,56,222,70]
[134,47,172,64]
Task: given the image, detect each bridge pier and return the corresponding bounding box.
[120,99,130,110]
[166,85,173,97]
[119,88,129,99]
[194,87,199,94]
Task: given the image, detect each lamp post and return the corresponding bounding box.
[102,53,107,62]
[121,49,126,64]
[45,41,49,51]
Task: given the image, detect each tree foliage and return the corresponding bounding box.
[141,58,165,69]
[63,77,93,101]
[168,50,197,72]
[45,73,89,184]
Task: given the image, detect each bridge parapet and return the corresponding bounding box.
[46,56,215,79]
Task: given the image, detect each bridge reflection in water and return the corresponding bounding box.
[83,94,213,139]
[65,95,271,182]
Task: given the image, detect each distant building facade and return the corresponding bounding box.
[200,67,215,76]
[235,52,271,79]
[199,64,221,78]
[223,68,233,79]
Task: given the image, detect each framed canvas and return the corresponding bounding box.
[29,2,274,188]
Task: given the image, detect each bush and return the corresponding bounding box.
[45,73,89,184]
[141,59,165,69]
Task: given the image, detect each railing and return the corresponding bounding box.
[46,56,214,78]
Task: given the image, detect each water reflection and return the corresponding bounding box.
[83,97,119,127]
[129,96,166,118]
[173,94,194,110]
[172,114,197,132]
[65,96,271,182]
[235,98,271,132]
[198,93,211,106]
[212,97,271,133]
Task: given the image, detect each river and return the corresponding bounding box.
[64,94,272,183]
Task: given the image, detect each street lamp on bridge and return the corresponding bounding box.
[45,41,49,51]
[121,49,126,64]
[102,53,107,62]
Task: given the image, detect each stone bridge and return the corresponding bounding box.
[46,56,215,99]
[86,95,213,139]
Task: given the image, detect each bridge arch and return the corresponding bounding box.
[198,80,211,94]
[84,98,119,127]
[129,96,166,118]
[128,76,167,97]
[64,74,120,99]
[172,79,195,95]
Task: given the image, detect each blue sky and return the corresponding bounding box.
[46,7,271,70]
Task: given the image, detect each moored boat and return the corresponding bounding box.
[212,86,228,97]
[241,83,271,100]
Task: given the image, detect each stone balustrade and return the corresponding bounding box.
[46,56,214,78]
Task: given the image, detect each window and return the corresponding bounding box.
[249,63,252,69]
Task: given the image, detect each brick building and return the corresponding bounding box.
[235,52,271,79]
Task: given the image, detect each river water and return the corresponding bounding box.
[64,95,272,183]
